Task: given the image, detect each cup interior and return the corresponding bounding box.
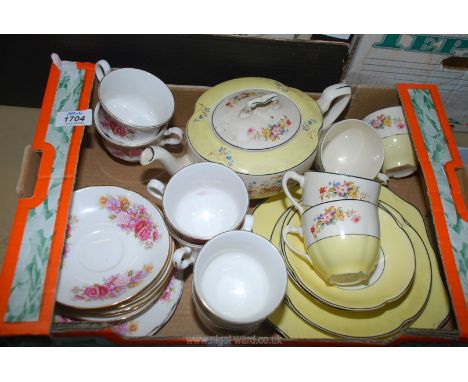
[99,68,174,128]
[163,163,249,240]
[321,120,384,179]
[193,231,287,324]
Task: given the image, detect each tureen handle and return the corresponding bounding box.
[95,60,111,82]
[317,84,352,131]
[240,93,279,118]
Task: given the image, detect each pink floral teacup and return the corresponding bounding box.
[94,103,183,163]
[363,106,417,178]
[96,60,174,138]
[282,170,381,214]
[282,199,380,286]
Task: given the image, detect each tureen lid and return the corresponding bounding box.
[187,78,322,176]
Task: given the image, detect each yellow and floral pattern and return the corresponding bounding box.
[319,180,369,201]
[310,206,361,239]
[187,78,322,176]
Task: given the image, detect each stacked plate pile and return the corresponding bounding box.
[55,186,180,327]
[253,187,451,340]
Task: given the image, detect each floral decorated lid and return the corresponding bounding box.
[187,78,322,176]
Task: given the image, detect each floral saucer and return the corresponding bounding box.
[54,271,184,337]
[111,271,184,337]
[57,186,171,310]
[278,205,416,311]
[62,256,174,322]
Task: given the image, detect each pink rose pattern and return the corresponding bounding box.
[98,194,161,249]
[108,146,143,159]
[71,263,154,301]
[310,205,361,239]
[370,114,407,130]
[160,277,176,303]
[100,111,136,139]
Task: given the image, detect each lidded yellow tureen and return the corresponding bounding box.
[141,78,351,199]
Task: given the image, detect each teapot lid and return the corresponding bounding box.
[212,90,301,151]
[187,78,322,176]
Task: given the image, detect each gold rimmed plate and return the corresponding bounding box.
[57,186,173,311]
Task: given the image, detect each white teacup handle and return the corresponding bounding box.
[282,225,313,266]
[96,59,111,82]
[242,214,255,232]
[282,171,305,214]
[147,179,166,201]
[376,172,389,185]
[317,84,352,131]
[173,246,199,270]
[161,127,184,146]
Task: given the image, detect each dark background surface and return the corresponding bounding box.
[0,34,350,107]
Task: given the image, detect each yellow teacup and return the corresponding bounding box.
[282,200,380,286]
[364,106,417,178]
[382,134,417,178]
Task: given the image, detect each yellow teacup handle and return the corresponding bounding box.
[282,225,314,267]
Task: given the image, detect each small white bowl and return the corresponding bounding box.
[315,119,385,181]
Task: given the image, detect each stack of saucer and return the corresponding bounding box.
[56,186,176,323]
[253,187,451,340]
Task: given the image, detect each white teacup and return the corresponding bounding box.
[314,119,388,184]
[147,163,253,267]
[363,106,418,178]
[283,199,380,286]
[96,60,174,135]
[192,230,287,334]
[282,170,381,214]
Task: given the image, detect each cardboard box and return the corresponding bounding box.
[0,61,467,345]
[343,34,468,138]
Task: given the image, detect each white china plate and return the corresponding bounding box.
[111,271,184,337]
[54,271,184,337]
[57,186,171,309]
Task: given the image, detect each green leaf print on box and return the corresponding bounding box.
[5,64,86,322]
[409,88,468,307]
